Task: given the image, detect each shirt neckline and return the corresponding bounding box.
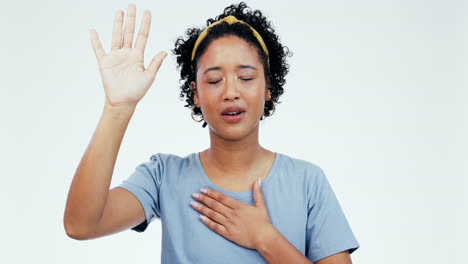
[193,151,282,200]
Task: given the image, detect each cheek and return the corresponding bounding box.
[196,90,219,116]
[244,89,267,113]
[248,81,267,98]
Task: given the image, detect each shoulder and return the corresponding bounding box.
[146,152,197,172]
[277,153,325,179]
[276,153,330,196]
[149,152,194,163]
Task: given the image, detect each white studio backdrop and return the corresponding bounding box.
[0,0,466,263]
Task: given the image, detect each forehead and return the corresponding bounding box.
[197,35,263,71]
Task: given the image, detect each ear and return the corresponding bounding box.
[191,81,199,107]
[265,88,271,101]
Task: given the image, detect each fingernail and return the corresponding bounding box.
[257,178,262,187]
[192,193,199,199]
[200,188,207,194]
[190,201,198,208]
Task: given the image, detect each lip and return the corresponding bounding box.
[220,106,246,124]
[221,106,246,115]
[221,111,245,123]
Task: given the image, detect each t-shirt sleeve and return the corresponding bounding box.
[115,153,164,233]
[305,167,360,262]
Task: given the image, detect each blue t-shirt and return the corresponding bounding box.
[116,152,359,263]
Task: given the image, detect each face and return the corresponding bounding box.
[191,35,271,141]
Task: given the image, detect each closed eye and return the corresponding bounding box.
[208,80,221,85]
[240,78,254,81]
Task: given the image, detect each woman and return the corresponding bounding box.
[64,2,359,263]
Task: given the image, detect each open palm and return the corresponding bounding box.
[90,3,166,107]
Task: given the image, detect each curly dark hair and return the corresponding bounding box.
[172,2,292,127]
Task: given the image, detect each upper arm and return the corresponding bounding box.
[86,187,146,240]
[70,154,164,240]
[305,167,360,261]
[315,250,352,264]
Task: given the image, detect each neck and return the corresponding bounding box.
[203,124,266,176]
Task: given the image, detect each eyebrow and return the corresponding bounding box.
[203,64,257,75]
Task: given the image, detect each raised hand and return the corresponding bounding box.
[89,3,167,108]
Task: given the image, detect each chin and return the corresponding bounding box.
[209,119,260,141]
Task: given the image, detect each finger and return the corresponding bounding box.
[191,201,228,226]
[254,178,266,208]
[193,192,231,218]
[111,10,124,51]
[145,51,167,81]
[89,29,106,61]
[199,214,229,238]
[134,10,151,53]
[200,188,242,210]
[122,3,136,48]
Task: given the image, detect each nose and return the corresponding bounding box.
[223,77,240,102]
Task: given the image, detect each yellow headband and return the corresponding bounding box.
[191,15,270,68]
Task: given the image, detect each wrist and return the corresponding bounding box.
[103,102,136,118]
[255,223,280,253]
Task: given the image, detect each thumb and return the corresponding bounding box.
[145,51,167,81]
[253,178,265,208]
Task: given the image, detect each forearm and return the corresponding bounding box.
[63,103,136,237]
[256,226,313,264]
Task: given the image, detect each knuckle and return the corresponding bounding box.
[197,203,205,212]
[217,195,227,203]
[201,197,209,204]
[208,222,215,230]
[231,210,240,218]
[208,199,216,208]
[196,203,204,212]
[206,210,216,219]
